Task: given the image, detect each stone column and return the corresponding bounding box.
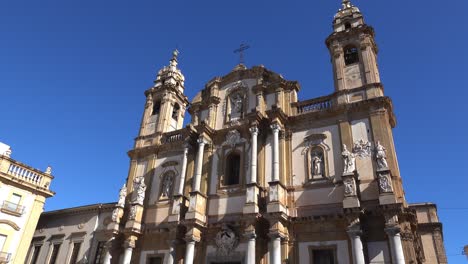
[249,126,259,184]
[245,232,256,264]
[385,226,406,264]
[184,239,196,264]
[193,138,206,192]
[167,240,176,264]
[121,238,136,264]
[177,144,190,195]
[270,234,282,264]
[271,124,280,182]
[347,228,365,264]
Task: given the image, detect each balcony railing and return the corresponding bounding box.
[162,131,184,144]
[295,95,334,114]
[7,163,43,185]
[0,251,11,263]
[1,200,25,216]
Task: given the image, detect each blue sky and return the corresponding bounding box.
[1,0,467,262]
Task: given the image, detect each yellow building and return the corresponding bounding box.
[0,142,54,264]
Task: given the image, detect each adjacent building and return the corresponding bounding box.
[0,143,55,264]
[29,0,448,263]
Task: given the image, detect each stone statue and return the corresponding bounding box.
[342,144,356,173]
[230,93,243,114]
[45,166,52,175]
[111,208,119,222]
[215,224,237,256]
[311,153,323,176]
[133,176,146,205]
[375,141,389,169]
[129,205,137,220]
[161,172,174,198]
[378,174,393,193]
[117,184,127,207]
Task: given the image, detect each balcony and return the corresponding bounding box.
[0,252,11,263]
[1,201,25,216]
[294,95,334,115]
[0,156,54,197]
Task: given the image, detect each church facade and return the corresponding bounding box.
[28,1,447,264]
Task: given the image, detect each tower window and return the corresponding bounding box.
[172,103,180,120]
[225,152,241,186]
[345,22,352,30]
[152,101,161,116]
[344,45,359,65]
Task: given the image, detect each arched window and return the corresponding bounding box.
[225,152,241,185]
[172,103,180,120]
[344,45,359,65]
[152,101,161,116]
[345,22,352,30]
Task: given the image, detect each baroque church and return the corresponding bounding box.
[27,1,447,264]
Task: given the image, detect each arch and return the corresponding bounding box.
[172,103,180,120]
[152,101,161,115]
[224,152,241,186]
[344,45,360,65]
[0,219,20,231]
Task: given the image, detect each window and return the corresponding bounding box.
[69,242,81,264]
[225,152,240,186]
[345,22,351,29]
[152,101,161,116]
[172,103,180,120]
[94,242,106,264]
[30,245,42,264]
[344,45,359,65]
[2,193,24,215]
[147,257,162,264]
[310,249,336,264]
[49,244,61,264]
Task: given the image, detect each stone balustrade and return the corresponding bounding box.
[0,156,52,190]
[295,95,333,114]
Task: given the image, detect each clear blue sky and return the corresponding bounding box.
[1,0,467,262]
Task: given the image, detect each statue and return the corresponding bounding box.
[117,184,127,207]
[230,93,243,114]
[45,166,52,175]
[375,141,389,169]
[133,176,146,205]
[111,208,119,222]
[161,172,174,198]
[311,152,323,176]
[378,174,393,193]
[129,205,137,220]
[342,144,356,173]
[215,224,237,256]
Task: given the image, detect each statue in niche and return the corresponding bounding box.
[129,205,137,220]
[160,172,174,198]
[311,151,323,177]
[133,176,146,205]
[342,144,356,173]
[229,92,243,120]
[111,208,119,222]
[375,141,389,170]
[117,183,127,207]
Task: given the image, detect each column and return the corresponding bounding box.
[249,126,259,184]
[184,240,196,264]
[271,124,280,182]
[103,239,113,264]
[347,229,365,264]
[177,144,189,195]
[245,233,256,264]
[121,247,133,264]
[385,226,406,264]
[167,240,176,264]
[270,235,281,264]
[192,138,206,192]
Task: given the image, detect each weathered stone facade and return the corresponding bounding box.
[29,1,448,264]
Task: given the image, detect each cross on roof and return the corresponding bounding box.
[234,43,250,65]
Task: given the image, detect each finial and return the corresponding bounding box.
[342,0,353,9]
[170,49,179,67]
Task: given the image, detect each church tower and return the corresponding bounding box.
[137,50,189,144]
[326,0,382,104]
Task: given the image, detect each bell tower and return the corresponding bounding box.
[138,50,189,139]
[326,0,382,99]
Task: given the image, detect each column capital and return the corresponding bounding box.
[244,231,257,240]
[184,235,200,243]
[270,123,281,132]
[197,137,207,145]
[384,225,401,236]
[346,227,363,238]
[249,126,259,135]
